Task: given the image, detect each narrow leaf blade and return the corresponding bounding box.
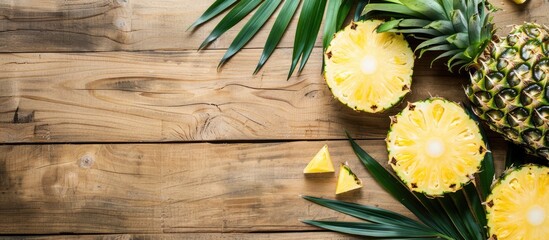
[199,0,263,50]
[188,0,239,30]
[254,0,300,74]
[218,0,281,68]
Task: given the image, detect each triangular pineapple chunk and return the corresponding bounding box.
[303,145,335,173]
[336,163,362,194]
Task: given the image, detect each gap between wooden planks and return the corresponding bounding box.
[0,48,470,143]
[0,139,506,234]
[0,0,546,52]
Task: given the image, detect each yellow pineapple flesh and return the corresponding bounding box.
[324,20,414,113]
[486,165,549,240]
[304,145,335,173]
[386,98,486,196]
[335,163,362,194]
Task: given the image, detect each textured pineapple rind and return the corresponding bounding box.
[467,23,549,160]
[323,20,414,113]
[386,98,486,197]
[485,164,549,240]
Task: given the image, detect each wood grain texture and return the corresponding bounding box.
[0,0,546,52]
[0,0,317,52]
[0,139,507,234]
[4,232,362,240]
[0,49,471,143]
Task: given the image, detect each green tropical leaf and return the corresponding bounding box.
[345,133,457,238]
[399,0,446,20]
[436,193,475,240]
[464,183,488,238]
[336,0,353,29]
[354,0,369,21]
[254,0,300,74]
[199,0,263,50]
[302,196,431,229]
[323,0,344,50]
[288,0,327,78]
[218,0,282,69]
[362,3,425,19]
[302,220,444,238]
[450,190,484,240]
[187,0,239,30]
[416,35,450,52]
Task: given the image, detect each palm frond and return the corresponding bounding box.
[191,0,361,76]
[302,124,495,239]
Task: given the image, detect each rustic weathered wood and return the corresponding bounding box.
[4,232,362,240]
[0,49,470,143]
[0,0,317,52]
[0,139,507,234]
[0,0,546,52]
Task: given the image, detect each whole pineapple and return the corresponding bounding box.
[362,0,549,159]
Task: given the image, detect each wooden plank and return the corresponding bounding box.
[4,232,362,240]
[0,49,470,143]
[0,0,318,52]
[0,0,546,52]
[0,139,507,234]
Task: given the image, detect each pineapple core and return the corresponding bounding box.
[360,55,377,74]
[425,138,445,158]
[527,205,545,226]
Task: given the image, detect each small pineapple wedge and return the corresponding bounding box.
[324,20,414,113]
[486,164,549,240]
[304,145,335,174]
[387,98,486,196]
[335,163,362,194]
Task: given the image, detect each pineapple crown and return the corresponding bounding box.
[362,0,496,71]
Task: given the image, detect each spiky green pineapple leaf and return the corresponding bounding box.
[218,0,282,69]
[302,220,444,238]
[198,0,263,50]
[254,0,300,75]
[288,0,327,79]
[398,0,446,20]
[354,0,369,21]
[302,196,431,229]
[363,0,495,71]
[362,3,425,18]
[187,0,238,31]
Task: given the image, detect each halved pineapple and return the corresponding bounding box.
[335,163,362,194]
[386,98,486,196]
[324,20,414,113]
[486,165,549,240]
[304,145,335,173]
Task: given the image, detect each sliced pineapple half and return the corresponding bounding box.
[304,144,335,173]
[324,20,414,113]
[335,163,362,195]
[386,98,486,196]
[486,164,549,240]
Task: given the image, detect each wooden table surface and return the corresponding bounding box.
[0,0,547,239]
